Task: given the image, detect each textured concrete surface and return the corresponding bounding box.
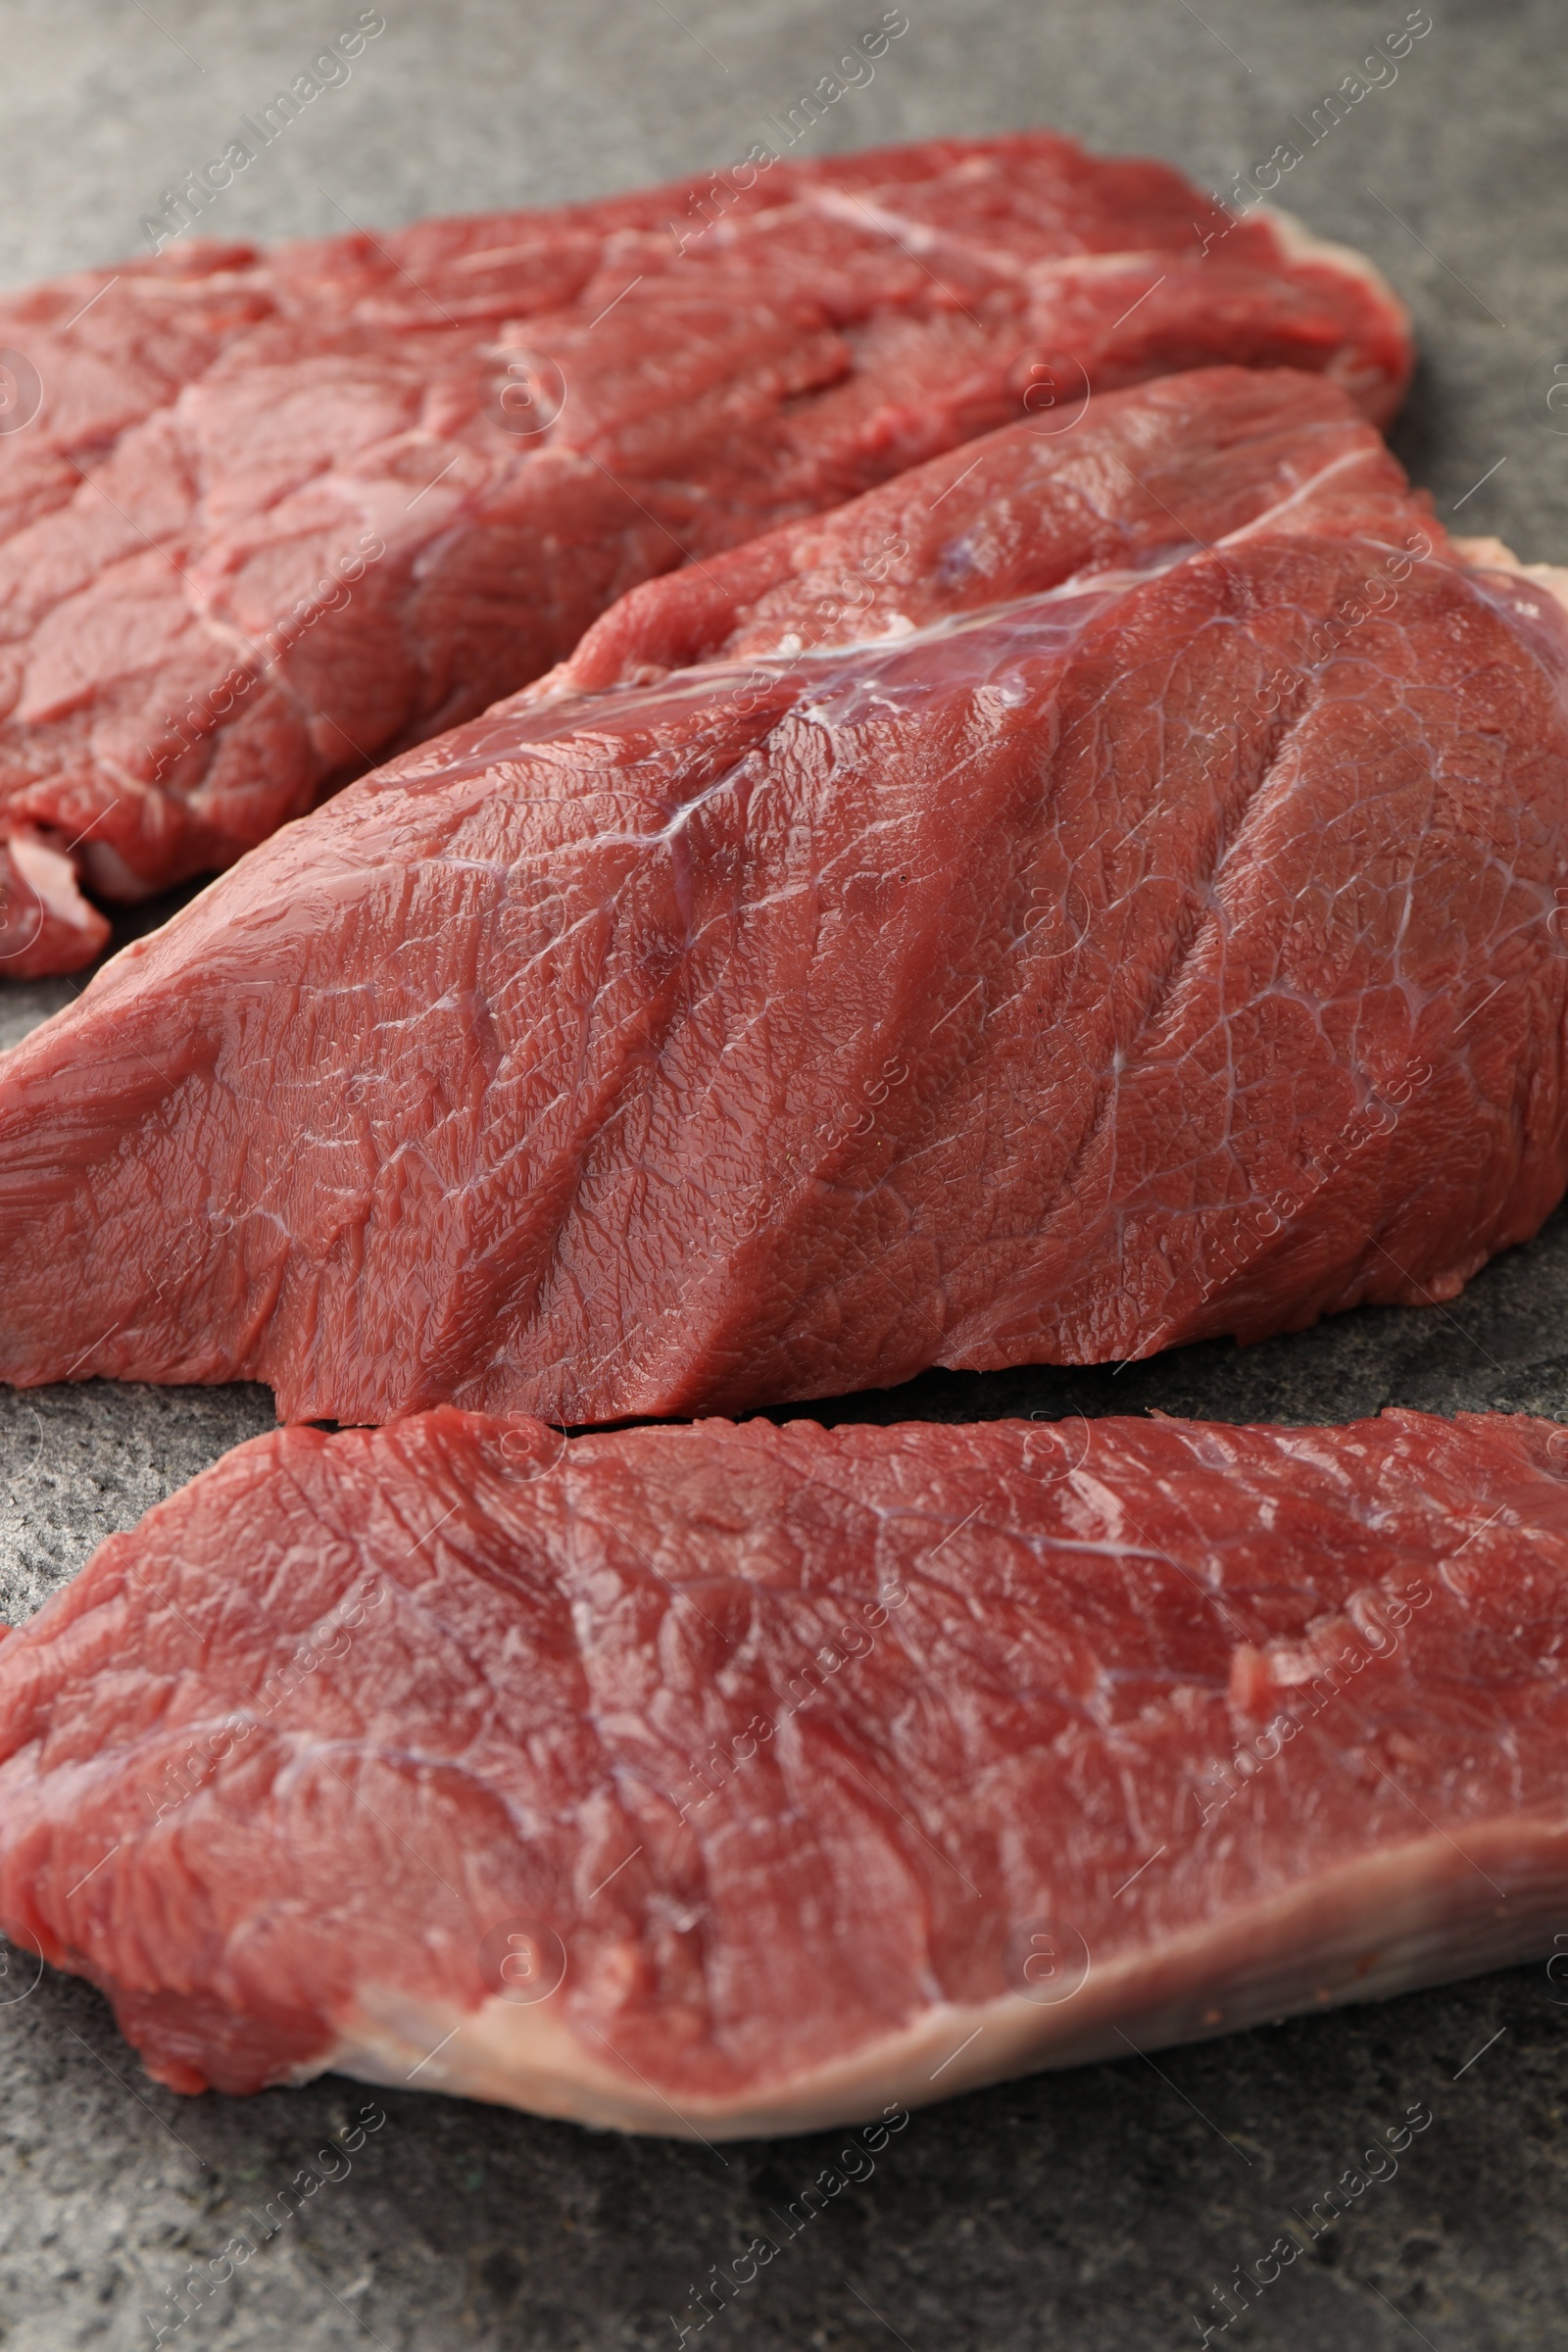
[2,2,1568,2346]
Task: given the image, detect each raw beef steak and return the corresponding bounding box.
[0,368,1562,1426]
[0,131,1410,975]
[1,1405,1564,2134]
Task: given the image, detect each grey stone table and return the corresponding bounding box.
[2,1,1567,2344]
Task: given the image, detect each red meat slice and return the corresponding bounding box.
[0,132,1410,974]
[1,1405,1564,2134]
[0,368,1562,1426]
[0,827,109,978]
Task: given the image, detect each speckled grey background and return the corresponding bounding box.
[2,2,1568,2346]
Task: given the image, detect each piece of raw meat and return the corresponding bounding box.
[0,367,1563,1426]
[0,132,1410,977]
[1,1404,1564,2134]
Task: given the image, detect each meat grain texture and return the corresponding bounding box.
[0,368,1564,1425]
[0,130,1410,974]
[1,1406,1564,2135]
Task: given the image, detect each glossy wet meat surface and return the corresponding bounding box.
[2,1404,1564,2134]
[0,131,1411,974]
[0,369,1561,1427]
